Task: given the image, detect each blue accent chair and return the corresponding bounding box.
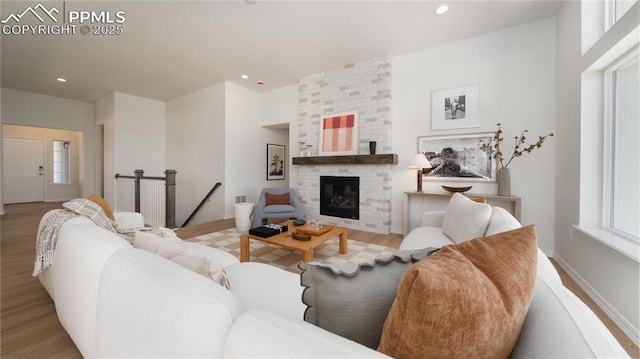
[253,187,305,227]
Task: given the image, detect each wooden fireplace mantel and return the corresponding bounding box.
[292,154,398,165]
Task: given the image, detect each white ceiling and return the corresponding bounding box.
[1,1,563,103]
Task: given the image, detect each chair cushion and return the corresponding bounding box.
[263,204,295,213]
[298,248,437,349]
[378,225,538,359]
[442,193,492,243]
[265,192,290,205]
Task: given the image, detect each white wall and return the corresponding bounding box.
[166,83,226,226]
[95,92,166,212]
[3,124,82,201]
[114,93,166,176]
[0,105,3,214]
[555,0,639,344]
[391,18,558,253]
[0,88,95,205]
[262,84,300,191]
[262,84,298,128]
[225,82,289,218]
[95,93,116,205]
[113,92,166,212]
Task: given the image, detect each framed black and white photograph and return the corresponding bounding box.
[417,133,495,181]
[267,144,285,180]
[431,85,479,130]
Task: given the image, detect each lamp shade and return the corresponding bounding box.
[408,153,432,169]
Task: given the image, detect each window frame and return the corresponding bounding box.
[52,139,72,185]
[602,48,639,242]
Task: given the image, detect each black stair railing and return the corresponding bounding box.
[181,182,222,228]
[114,169,177,228]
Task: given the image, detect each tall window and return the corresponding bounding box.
[53,140,71,184]
[605,52,639,239]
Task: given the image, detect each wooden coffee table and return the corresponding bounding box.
[240,220,348,262]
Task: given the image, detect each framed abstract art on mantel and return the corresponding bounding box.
[431,85,479,130]
[267,144,285,180]
[319,111,359,156]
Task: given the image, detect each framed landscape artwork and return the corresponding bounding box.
[267,144,285,180]
[431,85,479,130]
[417,132,495,181]
[319,111,359,155]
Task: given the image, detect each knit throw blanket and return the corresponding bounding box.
[32,198,125,277]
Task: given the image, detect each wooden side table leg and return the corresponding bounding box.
[339,231,348,254]
[240,234,250,262]
[302,250,313,262]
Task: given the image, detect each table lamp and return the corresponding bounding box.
[408,153,432,192]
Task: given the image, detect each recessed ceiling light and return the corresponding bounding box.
[241,74,249,79]
[56,77,67,82]
[435,4,449,15]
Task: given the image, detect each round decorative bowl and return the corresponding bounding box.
[442,185,473,193]
[292,219,306,226]
[292,232,311,241]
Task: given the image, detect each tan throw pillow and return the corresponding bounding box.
[88,193,115,220]
[378,225,538,359]
[265,192,290,206]
[170,250,230,289]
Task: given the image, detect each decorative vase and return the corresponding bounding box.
[498,167,511,196]
[369,141,377,155]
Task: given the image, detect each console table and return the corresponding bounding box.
[403,191,521,236]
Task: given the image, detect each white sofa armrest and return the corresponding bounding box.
[113,212,144,230]
[420,210,445,227]
[511,278,629,358]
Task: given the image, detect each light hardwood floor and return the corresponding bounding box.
[1,202,638,358]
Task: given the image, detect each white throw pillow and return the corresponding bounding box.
[170,250,230,289]
[133,231,184,257]
[485,206,522,236]
[133,231,230,289]
[442,193,492,243]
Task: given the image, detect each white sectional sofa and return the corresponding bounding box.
[38,212,386,358]
[37,198,629,358]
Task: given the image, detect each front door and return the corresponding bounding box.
[2,138,45,203]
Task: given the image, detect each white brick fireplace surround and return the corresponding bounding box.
[296,56,394,234]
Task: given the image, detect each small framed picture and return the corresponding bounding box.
[319,111,359,155]
[267,144,285,181]
[431,85,479,130]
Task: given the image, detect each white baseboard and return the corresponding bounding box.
[554,253,640,346]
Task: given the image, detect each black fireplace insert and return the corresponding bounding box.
[320,176,359,220]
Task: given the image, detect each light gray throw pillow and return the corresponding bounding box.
[298,248,438,349]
